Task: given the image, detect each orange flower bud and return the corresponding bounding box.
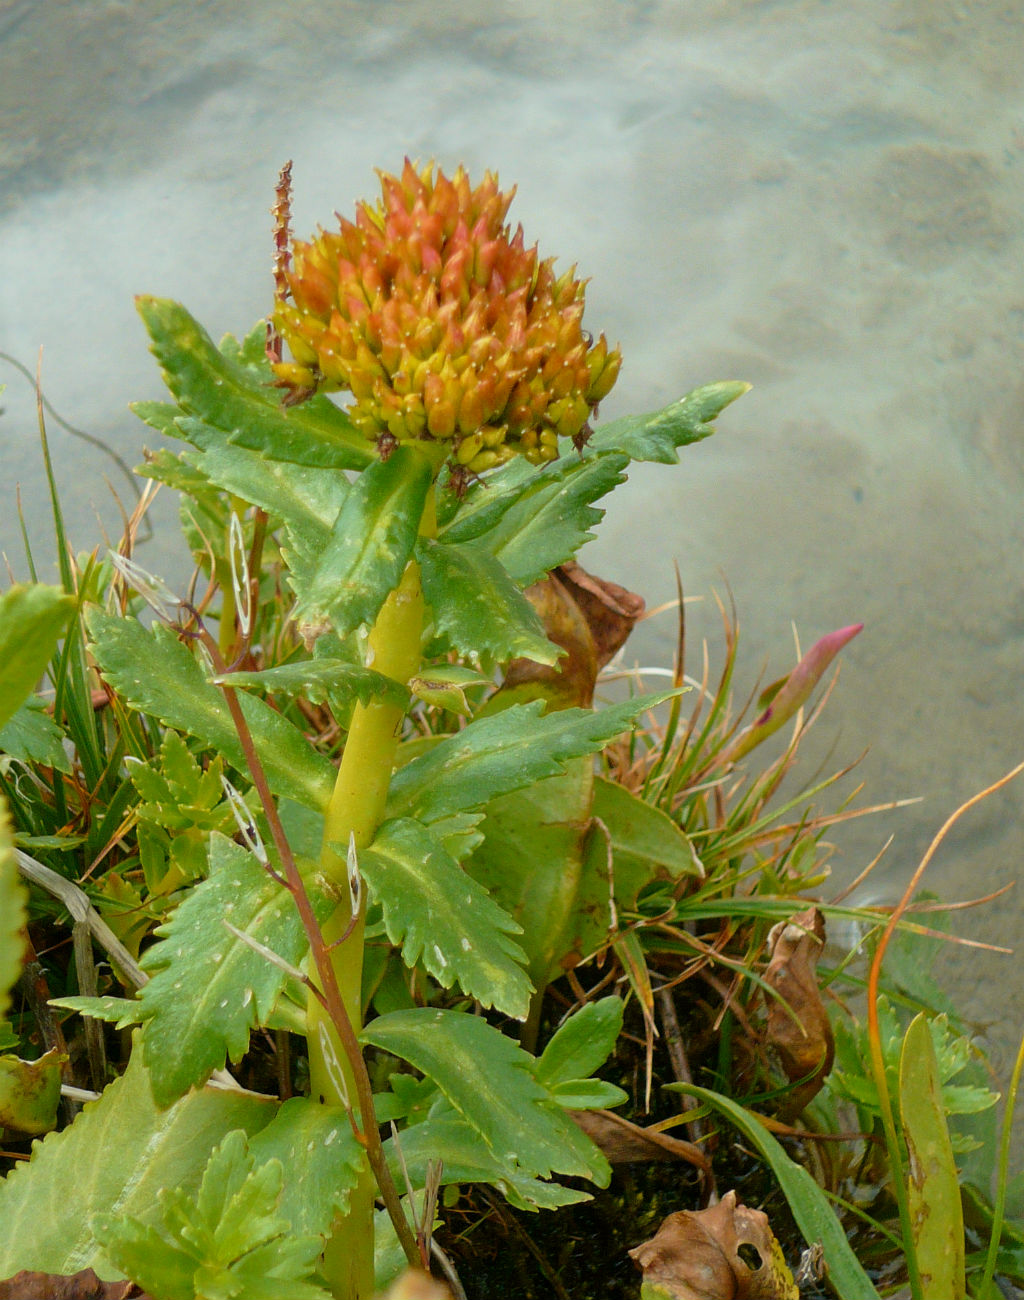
[272,161,620,469]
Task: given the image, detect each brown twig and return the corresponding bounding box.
[196,625,419,1266]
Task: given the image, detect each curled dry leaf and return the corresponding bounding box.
[763,906,834,1121]
[570,1107,710,1172]
[0,1269,147,1299]
[629,1190,798,1300]
[504,561,645,707]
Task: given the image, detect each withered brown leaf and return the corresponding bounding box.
[629,1190,798,1299]
[763,906,834,1120]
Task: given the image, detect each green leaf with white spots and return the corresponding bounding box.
[362,1008,608,1186]
[248,1097,366,1239]
[417,537,558,665]
[291,444,432,637]
[136,834,331,1107]
[86,609,334,812]
[359,818,532,1019]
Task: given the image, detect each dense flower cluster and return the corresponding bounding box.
[272,160,620,472]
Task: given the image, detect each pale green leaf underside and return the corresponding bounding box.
[386,692,675,826]
[138,835,331,1107]
[362,1008,608,1186]
[360,817,533,1019]
[0,584,74,733]
[134,298,373,471]
[291,444,432,636]
[417,537,558,665]
[86,610,334,812]
[0,1047,275,1278]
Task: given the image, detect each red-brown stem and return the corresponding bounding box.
[199,628,418,1266]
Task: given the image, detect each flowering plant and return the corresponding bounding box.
[0,162,746,1299]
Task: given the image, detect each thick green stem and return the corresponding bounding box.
[308,489,436,1299]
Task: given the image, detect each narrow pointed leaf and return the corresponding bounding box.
[0,1047,275,1277]
[417,537,558,664]
[360,817,532,1018]
[386,692,675,825]
[291,444,432,636]
[723,623,863,763]
[0,585,75,731]
[137,834,331,1107]
[362,1008,608,1185]
[900,1013,965,1299]
[534,997,625,1088]
[586,381,750,464]
[86,609,334,811]
[134,297,373,470]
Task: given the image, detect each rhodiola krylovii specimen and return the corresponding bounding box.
[272,159,621,472]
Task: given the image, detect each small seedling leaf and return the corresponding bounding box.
[94,1130,329,1300]
[534,997,625,1088]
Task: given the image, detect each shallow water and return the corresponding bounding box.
[3,1,1024,1145]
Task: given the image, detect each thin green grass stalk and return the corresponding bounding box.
[978,1028,1024,1296]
